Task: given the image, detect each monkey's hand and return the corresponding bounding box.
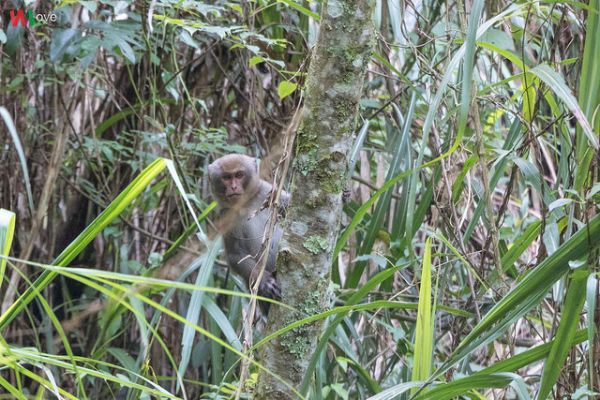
[342,187,351,204]
[258,273,282,301]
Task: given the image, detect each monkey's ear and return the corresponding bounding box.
[207,163,215,180]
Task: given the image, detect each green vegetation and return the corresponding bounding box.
[0,0,599,398]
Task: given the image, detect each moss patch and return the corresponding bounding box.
[280,292,324,360]
[303,235,328,254]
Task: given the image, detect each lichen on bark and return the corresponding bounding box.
[255,0,376,398]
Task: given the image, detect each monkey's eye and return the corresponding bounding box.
[235,171,244,179]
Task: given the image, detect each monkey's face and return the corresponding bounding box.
[208,154,259,206]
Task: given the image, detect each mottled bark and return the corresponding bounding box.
[255,0,375,398]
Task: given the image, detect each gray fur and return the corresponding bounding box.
[209,155,289,300]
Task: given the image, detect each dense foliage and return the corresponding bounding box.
[0,0,599,398]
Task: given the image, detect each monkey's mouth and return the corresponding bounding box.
[227,193,242,198]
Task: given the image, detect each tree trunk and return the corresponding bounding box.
[255,0,375,398]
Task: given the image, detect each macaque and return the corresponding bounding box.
[208,154,289,302]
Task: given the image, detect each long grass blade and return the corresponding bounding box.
[0,158,168,331]
[177,238,220,391]
[435,213,600,377]
[411,237,433,389]
[0,209,16,289]
[415,373,525,400]
[348,93,415,287]
[586,274,598,390]
[574,0,600,191]
[530,64,598,149]
[537,267,589,399]
[0,107,34,214]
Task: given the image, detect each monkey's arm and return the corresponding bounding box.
[277,190,290,218]
[225,228,281,301]
[232,255,281,300]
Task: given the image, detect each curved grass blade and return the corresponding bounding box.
[177,239,220,391]
[530,64,598,149]
[414,373,526,400]
[366,381,425,400]
[348,93,415,287]
[435,213,600,377]
[586,274,598,390]
[419,330,589,399]
[537,268,589,399]
[0,158,168,331]
[348,119,370,173]
[0,209,16,289]
[0,374,24,399]
[574,0,600,191]
[0,107,34,214]
[411,237,433,390]
[474,329,587,376]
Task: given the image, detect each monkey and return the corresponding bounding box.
[208,154,289,304]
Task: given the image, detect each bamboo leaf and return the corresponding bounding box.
[0,158,169,331]
[474,329,587,378]
[500,220,541,273]
[177,239,220,391]
[366,381,425,400]
[0,107,34,214]
[574,0,600,191]
[436,213,600,377]
[412,237,433,388]
[530,64,598,149]
[277,0,319,20]
[348,92,415,287]
[586,274,598,390]
[538,268,589,399]
[415,373,526,400]
[0,209,16,289]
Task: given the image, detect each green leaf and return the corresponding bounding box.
[451,154,479,203]
[0,158,169,331]
[530,64,598,150]
[474,329,587,377]
[116,37,136,63]
[522,75,537,122]
[50,28,81,63]
[277,81,297,100]
[586,275,598,390]
[548,198,574,212]
[368,381,425,400]
[513,156,542,191]
[177,240,220,390]
[415,373,526,400]
[0,107,34,214]
[574,0,600,191]
[538,268,589,399]
[499,220,541,275]
[0,209,16,291]
[276,0,319,20]
[412,238,434,389]
[435,213,600,378]
[249,56,265,67]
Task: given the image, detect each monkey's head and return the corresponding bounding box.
[208,154,260,207]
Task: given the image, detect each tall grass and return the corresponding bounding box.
[0,0,598,398]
